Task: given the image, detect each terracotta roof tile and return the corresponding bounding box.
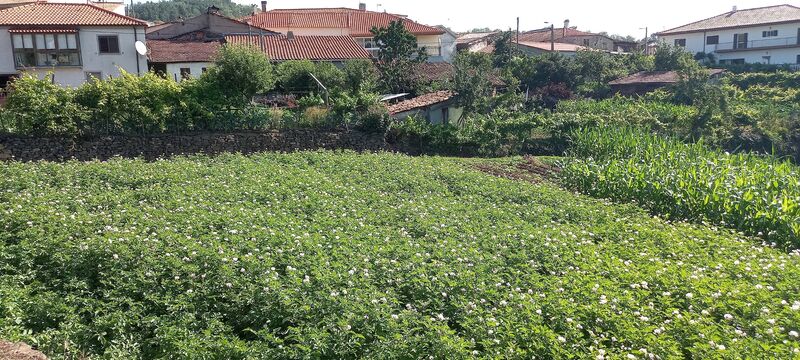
[243,8,444,37]
[657,4,800,35]
[147,40,220,63]
[609,69,726,85]
[388,90,455,115]
[518,28,598,42]
[224,34,371,61]
[515,41,588,52]
[0,2,146,26]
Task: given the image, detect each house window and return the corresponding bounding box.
[98,35,120,54]
[674,39,686,47]
[441,107,449,124]
[762,56,771,64]
[201,67,208,73]
[85,72,102,81]
[733,33,748,49]
[706,35,719,45]
[797,54,800,64]
[12,33,80,68]
[583,39,590,46]
[720,58,746,65]
[762,30,778,37]
[180,68,191,79]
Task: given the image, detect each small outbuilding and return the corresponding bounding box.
[608,69,726,96]
[388,90,462,125]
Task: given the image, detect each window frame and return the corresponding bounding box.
[97,35,120,55]
[179,67,191,80]
[674,38,686,47]
[706,35,719,45]
[733,33,749,49]
[762,30,778,38]
[11,32,81,68]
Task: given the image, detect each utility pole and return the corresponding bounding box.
[550,23,555,51]
[516,17,519,45]
[640,27,648,54]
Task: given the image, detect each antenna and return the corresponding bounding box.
[135,41,147,56]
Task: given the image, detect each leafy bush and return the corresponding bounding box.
[74,71,186,134]
[724,71,800,90]
[1,74,86,137]
[561,126,800,249]
[276,60,345,93]
[203,44,276,107]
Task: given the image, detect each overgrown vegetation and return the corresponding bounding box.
[131,0,253,22]
[2,152,799,358]
[561,127,800,250]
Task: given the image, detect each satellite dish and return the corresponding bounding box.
[135,41,147,56]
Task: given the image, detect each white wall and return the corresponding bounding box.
[660,22,800,64]
[164,62,213,81]
[0,26,147,87]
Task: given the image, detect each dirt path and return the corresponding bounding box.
[473,156,561,183]
[0,341,47,360]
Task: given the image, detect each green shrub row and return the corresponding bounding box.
[560,126,800,250]
[724,71,800,89]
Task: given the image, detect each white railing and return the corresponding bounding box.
[712,36,799,51]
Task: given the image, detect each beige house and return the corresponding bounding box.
[519,22,616,52]
[241,4,452,62]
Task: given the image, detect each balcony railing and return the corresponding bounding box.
[711,36,799,52]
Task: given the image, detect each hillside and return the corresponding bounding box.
[131,0,253,22]
[1,152,798,358]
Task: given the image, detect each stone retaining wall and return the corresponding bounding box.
[0,130,392,162]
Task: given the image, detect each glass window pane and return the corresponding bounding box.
[35,34,44,50]
[57,34,67,49]
[12,34,22,49]
[66,34,77,49]
[45,34,55,49]
[23,34,33,48]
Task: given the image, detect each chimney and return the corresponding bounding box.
[261,1,267,12]
[731,5,737,12]
[359,3,366,11]
[287,31,294,40]
[563,19,569,37]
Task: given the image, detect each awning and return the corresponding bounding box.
[8,28,78,34]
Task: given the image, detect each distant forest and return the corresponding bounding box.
[130,0,254,22]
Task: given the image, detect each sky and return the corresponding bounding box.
[233,0,796,37]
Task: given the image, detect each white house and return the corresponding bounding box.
[0,2,147,88]
[657,4,800,65]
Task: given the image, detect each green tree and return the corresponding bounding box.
[202,45,275,107]
[453,52,493,118]
[654,44,694,71]
[492,31,519,68]
[276,60,345,94]
[342,59,379,94]
[131,0,253,22]
[371,20,427,94]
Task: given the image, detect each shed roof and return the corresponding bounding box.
[609,69,726,85]
[388,90,455,114]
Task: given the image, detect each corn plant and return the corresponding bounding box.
[561,126,800,250]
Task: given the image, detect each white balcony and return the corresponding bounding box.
[711,36,799,52]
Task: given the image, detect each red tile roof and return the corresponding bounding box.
[518,28,599,42]
[243,8,445,37]
[608,69,726,85]
[388,90,455,115]
[0,2,146,26]
[657,4,800,35]
[147,40,221,63]
[516,41,588,52]
[224,34,371,61]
